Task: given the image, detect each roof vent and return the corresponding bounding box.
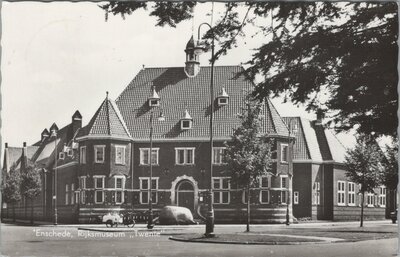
[180,109,193,130]
[217,87,229,106]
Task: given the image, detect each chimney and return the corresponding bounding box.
[315,109,325,125]
[72,110,82,136]
[21,142,27,170]
[4,143,9,173]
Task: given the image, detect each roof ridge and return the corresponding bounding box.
[108,99,132,138]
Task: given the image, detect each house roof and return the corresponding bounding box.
[115,66,289,140]
[77,95,131,139]
[3,145,40,172]
[283,117,347,163]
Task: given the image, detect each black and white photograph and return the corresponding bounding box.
[0,1,398,257]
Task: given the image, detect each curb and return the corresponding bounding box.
[77,227,184,233]
[168,236,342,245]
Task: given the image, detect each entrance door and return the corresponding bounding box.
[177,180,195,212]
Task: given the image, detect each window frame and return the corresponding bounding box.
[114,176,125,204]
[94,145,106,164]
[212,147,227,165]
[180,120,192,130]
[71,183,75,205]
[280,175,288,189]
[115,145,126,165]
[259,189,270,204]
[79,176,86,204]
[280,143,289,163]
[217,97,228,106]
[337,180,346,206]
[348,182,356,206]
[367,192,375,207]
[294,191,299,205]
[139,177,159,204]
[65,184,69,205]
[379,186,386,207]
[175,147,195,165]
[93,176,105,204]
[80,146,86,164]
[59,152,65,160]
[139,148,159,166]
[212,177,230,204]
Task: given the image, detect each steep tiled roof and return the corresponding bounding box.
[78,96,131,139]
[324,129,347,163]
[115,66,288,140]
[284,116,348,163]
[264,99,289,136]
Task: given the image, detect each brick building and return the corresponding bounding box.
[1,36,391,224]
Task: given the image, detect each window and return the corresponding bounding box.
[59,152,65,160]
[140,177,158,204]
[379,186,386,207]
[280,191,287,204]
[71,183,75,205]
[259,176,270,188]
[149,99,160,107]
[260,190,270,204]
[280,175,288,188]
[337,181,345,206]
[212,177,230,204]
[94,176,105,204]
[67,149,73,157]
[65,184,69,205]
[348,182,355,206]
[367,192,375,207]
[114,176,125,204]
[314,182,321,205]
[94,145,105,163]
[213,147,226,164]
[181,120,192,130]
[281,144,288,163]
[115,145,126,165]
[175,148,195,165]
[217,97,228,106]
[139,148,159,165]
[79,177,86,204]
[294,191,299,204]
[80,146,86,164]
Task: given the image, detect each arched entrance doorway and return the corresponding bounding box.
[176,180,195,212]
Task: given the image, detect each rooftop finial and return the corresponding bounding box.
[106,91,109,99]
[142,64,145,70]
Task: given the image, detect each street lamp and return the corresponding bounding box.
[197,22,215,237]
[51,129,58,226]
[147,87,165,229]
[286,119,298,225]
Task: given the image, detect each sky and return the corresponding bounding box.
[2,2,358,149]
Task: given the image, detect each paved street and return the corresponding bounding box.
[0,221,398,257]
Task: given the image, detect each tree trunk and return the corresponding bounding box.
[360,192,365,227]
[30,198,34,225]
[12,202,16,222]
[246,187,250,232]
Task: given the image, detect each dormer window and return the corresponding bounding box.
[180,109,193,130]
[217,88,229,106]
[59,152,65,160]
[148,87,160,107]
[67,149,73,157]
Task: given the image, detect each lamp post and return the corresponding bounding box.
[286,119,297,225]
[51,129,58,226]
[197,22,215,237]
[147,90,165,229]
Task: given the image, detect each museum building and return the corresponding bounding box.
[1,36,390,224]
